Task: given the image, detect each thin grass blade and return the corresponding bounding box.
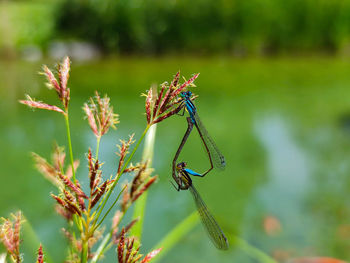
[151,211,199,263]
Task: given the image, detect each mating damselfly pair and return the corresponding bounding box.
[171,90,229,250]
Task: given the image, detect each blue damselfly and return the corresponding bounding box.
[173,162,229,250]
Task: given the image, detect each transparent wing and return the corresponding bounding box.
[189,184,229,250]
[194,112,226,170]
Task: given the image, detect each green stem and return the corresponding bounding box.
[93,125,151,225]
[64,113,76,182]
[150,212,277,263]
[96,136,101,160]
[130,123,157,241]
[151,211,199,263]
[94,185,126,230]
[81,239,89,263]
[80,208,92,263]
[91,209,128,263]
[231,236,277,263]
[91,234,110,263]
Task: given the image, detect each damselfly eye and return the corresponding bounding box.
[177,162,186,169]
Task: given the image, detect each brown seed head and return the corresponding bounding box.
[37,244,44,263]
[58,56,71,108]
[172,73,199,99]
[57,173,88,199]
[124,238,134,263]
[114,219,138,243]
[83,92,119,138]
[55,205,73,221]
[52,144,66,171]
[83,103,98,136]
[152,84,165,118]
[170,71,180,88]
[65,199,82,216]
[66,160,80,180]
[132,176,157,203]
[90,181,107,208]
[51,194,66,207]
[32,153,62,188]
[63,190,75,203]
[0,212,23,261]
[19,95,65,115]
[117,228,126,263]
[112,210,122,233]
[121,185,130,213]
[140,248,162,263]
[117,134,135,174]
[145,88,153,124]
[87,149,100,191]
[130,163,148,198]
[42,65,61,96]
[41,56,71,109]
[144,72,199,125]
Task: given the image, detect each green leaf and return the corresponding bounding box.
[151,211,200,263]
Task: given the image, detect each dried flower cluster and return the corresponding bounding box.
[0,212,22,263]
[121,162,157,213]
[32,144,79,188]
[36,244,44,263]
[19,57,71,114]
[29,125,158,261]
[19,95,65,114]
[51,173,87,215]
[83,91,119,138]
[28,127,158,262]
[87,148,112,209]
[144,72,199,125]
[4,57,185,263]
[116,229,161,263]
[116,135,136,175]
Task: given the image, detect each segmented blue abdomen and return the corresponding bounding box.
[184,168,202,177]
[185,99,196,124]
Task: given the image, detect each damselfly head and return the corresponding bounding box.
[180,91,192,99]
[176,162,187,171]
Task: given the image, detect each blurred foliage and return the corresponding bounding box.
[53,0,350,55]
[4,0,350,55]
[0,1,54,49]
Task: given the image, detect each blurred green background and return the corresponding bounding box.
[2,0,350,262]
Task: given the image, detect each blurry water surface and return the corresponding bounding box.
[1,57,350,262]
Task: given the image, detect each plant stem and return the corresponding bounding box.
[151,211,199,263]
[92,206,128,263]
[94,125,151,225]
[81,207,92,262]
[96,136,101,160]
[151,212,277,263]
[130,123,157,241]
[64,112,76,182]
[94,185,126,230]
[81,240,89,263]
[91,233,111,263]
[231,236,277,263]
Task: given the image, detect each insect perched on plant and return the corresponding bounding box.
[172,90,226,186]
[172,162,229,250]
